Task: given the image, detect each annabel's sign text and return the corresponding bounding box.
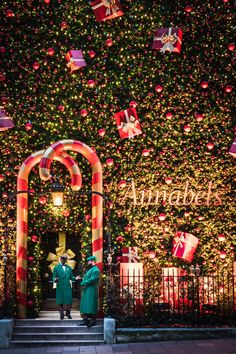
[119,180,223,206]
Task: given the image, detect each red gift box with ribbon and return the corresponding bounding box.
[229,137,236,157]
[152,27,183,53]
[0,107,15,131]
[115,107,142,139]
[172,232,199,262]
[90,0,124,22]
[121,247,139,263]
[65,50,87,73]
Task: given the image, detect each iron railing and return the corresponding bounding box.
[105,270,236,327]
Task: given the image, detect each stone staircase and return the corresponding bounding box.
[10,300,104,347]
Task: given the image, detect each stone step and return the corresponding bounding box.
[12,332,104,341]
[38,310,81,319]
[14,319,103,326]
[14,324,103,333]
[10,339,104,348]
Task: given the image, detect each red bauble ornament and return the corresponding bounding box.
[148,251,156,259]
[0,174,5,182]
[25,122,33,131]
[106,158,114,167]
[98,128,106,137]
[118,180,126,189]
[80,109,88,117]
[166,112,173,119]
[89,50,96,58]
[31,235,38,243]
[58,105,65,112]
[227,43,235,51]
[116,235,124,242]
[61,22,68,29]
[129,101,137,108]
[6,9,14,17]
[47,47,54,56]
[184,124,191,132]
[219,251,226,259]
[158,213,166,221]
[196,113,204,122]
[28,256,34,263]
[201,81,208,89]
[32,62,40,70]
[206,141,214,150]
[63,209,70,217]
[27,300,34,307]
[218,234,226,242]
[87,79,95,87]
[155,84,163,93]
[224,85,233,93]
[185,5,192,12]
[0,47,6,53]
[165,177,172,185]
[106,39,113,47]
[142,149,149,156]
[39,196,47,205]
[44,0,50,3]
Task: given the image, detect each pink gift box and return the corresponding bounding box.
[161,267,187,305]
[0,107,15,131]
[172,232,198,262]
[229,137,236,157]
[115,107,142,139]
[65,50,87,73]
[152,27,183,53]
[90,0,123,22]
[121,247,139,263]
[120,262,143,287]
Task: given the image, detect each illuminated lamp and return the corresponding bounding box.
[51,183,64,207]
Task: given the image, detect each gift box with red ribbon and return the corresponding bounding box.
[172,232,199,262]
[115,107,142,139]
[229,137,236,157]
[0,107,15,131]
[90,0,123,22]
[122,246,139,263]
[152,27,183,53]
[161,267,187,307]
[65,50,87,73]
[120,262,143,287]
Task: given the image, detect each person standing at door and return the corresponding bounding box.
[53,254,79,320]
[79,255,100,328]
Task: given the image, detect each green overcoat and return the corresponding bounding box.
[80,265,100,315]
[53,263,76,305]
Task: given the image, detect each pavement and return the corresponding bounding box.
[1,338,236,354]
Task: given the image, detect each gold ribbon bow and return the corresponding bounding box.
[47,246,77,272]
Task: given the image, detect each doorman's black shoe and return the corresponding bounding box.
[87,319,96,328]
[66,311,72,319]
[60,312,64,320]
[77,319,89,326]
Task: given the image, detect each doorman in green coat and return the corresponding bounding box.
[53,255,79,319]
[79,255,100,328]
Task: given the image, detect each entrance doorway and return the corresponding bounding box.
[41,231,81,301]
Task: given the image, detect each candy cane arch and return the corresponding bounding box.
[39,140,103,272]
[16,150,82,318]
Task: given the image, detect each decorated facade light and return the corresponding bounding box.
[50,182,65,207]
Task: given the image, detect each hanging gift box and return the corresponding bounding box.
[65,50,87,73]
[122,246,139,263]
[172,231,199,262]
[115,107,142,139]
[90,0,124,22]
[152,27,183,53]
[229,137,236,157]
[0,106,15,131]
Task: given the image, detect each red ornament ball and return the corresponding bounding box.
[58,105,65,112]
[106,39,113,47]
[63,209,70,217]
[116,235,124,242]
[98,128,106,137]
[80,109,88,117]
[118,180,126,189]
[28,256,34,263]
[165,177,172,185]
[106,158,114,167]
[142,149,149,156]
[184,124,191,132]
[201,81,208,89]
[185,5,192,12]
[27,300,34,307]
[44,0,50,3]
[87,79,95,87]
[31,235,38,243]
[0,174,5,182]
[155,84,163,93]
[61,21,68,29]
[148,251,156,259]
[196,113,204,122]
[39,196,47,205]
[0,47,6,53]
[25,122,33,131]
[89,50,96,58]
[6,9,14,17]
[47,47,55,56]
[206,141,214,150]
[158,213,166,221]
[224,85,233,93]
[32,62,40,70]
[166,112,173,119]
[218,234,226,242]
[227,43,235,51]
